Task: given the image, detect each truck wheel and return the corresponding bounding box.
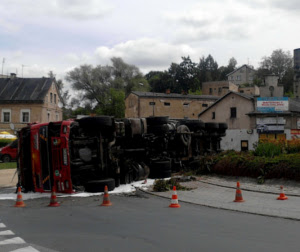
[78,116,113,128]
[2,155,11,163]
[84,178,115,192]
[177,125,191,146]
[184,121,205,131]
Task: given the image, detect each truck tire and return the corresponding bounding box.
[177,125,191,146]
[84,178,115,192]
[78,116,113,128]
[205,122,219,129]
[150,160,171,178]
[184,121,205,131]
[146,116,169,126]
[2,155,11,163]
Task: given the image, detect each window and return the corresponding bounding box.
[202,104,208,107]
[164,102,170,106]
[50,93,53,103]
[56,113,59,121]
[209,88,212,94]
[236,75,241,81]
[54,94,57,104]
[218,87,222,93]
[230,76,234,80]
[1,109,11,123]
[149,102,155,106]
[241,140,248,151]
[20,109,30,123]
[230,107,237,118]
[47,112,50,122]
[183,103,189,107]
[212,112,215,119]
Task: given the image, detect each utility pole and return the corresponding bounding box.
[22,64,28,78]
[1,58,5,76]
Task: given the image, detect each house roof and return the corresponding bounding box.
[0,77,54,104]
[130,91,219,101]
[198,91,254,117]
[226,64,256,77]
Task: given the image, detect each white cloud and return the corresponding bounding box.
[95,38,199,72]
[0,0,114,20]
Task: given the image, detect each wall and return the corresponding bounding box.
[202,81,238,96]
[221,129,259,151]
[125,93,217,119]
[199,93,254,129]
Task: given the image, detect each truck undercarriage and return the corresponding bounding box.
[18,116,227,193]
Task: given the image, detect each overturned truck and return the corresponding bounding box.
[18,116,227,193]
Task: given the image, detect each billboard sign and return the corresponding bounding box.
[257,97,288,113]
[256,117,286,125]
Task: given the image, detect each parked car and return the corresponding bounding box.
[0,139,18,162]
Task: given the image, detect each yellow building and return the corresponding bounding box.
[0,74,62,133]
[125,91,218,119]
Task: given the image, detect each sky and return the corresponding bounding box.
[1,0,300,85]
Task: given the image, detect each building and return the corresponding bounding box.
[294,48,300,99]
[198,91,257,151]
[259,75,284,97]
[202,81,238,97]
[227,64,256,86]
[0,74,62,133]
[199,89,300,151]
[238,85,260,96]
[125,91,219,119]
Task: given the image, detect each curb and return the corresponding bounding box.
[137,187,300,222]
[197,179,300,197]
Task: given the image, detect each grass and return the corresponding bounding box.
[0,162,17,170]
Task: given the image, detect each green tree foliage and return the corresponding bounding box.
[145,71,173,93]
[256,49,293,92]
[66,58,146,117]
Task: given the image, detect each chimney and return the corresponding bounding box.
[10,73,16,79]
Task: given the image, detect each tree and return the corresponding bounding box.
[66,58,145,117]
[219,57,237,80]
[256,49,293,92]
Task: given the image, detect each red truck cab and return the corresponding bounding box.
[0,139,18,162]
[18,121,73,193]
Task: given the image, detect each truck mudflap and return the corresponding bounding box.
[51,137,74,193]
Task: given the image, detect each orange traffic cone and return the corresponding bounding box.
[233,181,245,202]
[169,186,181,208]
[277,186,288,200]
[101,185,112,206]
[14,187,25,207]
[48,187,60,207]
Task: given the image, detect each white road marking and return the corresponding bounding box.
[0,230,14,235]
[10,246,40,252]
[0,223,6,228]
[0,237,25,245]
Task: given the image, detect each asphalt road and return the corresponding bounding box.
[0,191,300,252]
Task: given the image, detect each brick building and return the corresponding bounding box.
[125,91,218,119]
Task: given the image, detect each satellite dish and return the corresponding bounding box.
[9,123,15,130]
[58,101,63,108]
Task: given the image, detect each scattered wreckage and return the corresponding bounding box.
[17,116,227,193]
